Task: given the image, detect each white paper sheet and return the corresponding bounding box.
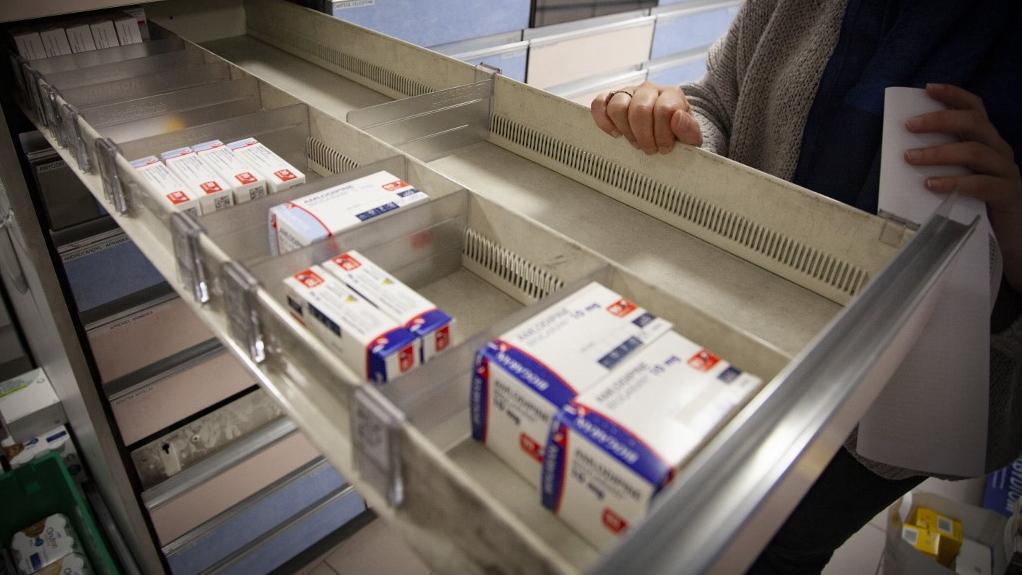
[857,87,990,477]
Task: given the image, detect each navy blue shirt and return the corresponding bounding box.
[792,0,1022,215]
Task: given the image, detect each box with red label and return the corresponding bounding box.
[283,265,419,383]
[130,156,200,217]
[470,282,672,487]
[192,139,268,204]
[541,330,763,550]
[268,170,428,255]
[160,147,234,214]
[226,137,305,194]
[321,250,454,363]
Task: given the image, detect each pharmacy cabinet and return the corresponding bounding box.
[1,0,975,573]
[649,0,740,60]
[329,0,530,49]
[644,51,709,88]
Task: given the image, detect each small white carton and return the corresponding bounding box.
[13,32,47,60]
[130,156,200,217]
[160,147,234,214]
[284,265,420,383]
[11,513,80,575]
[192,140,267,203]
[0,368,65,443]
[322,250,454,363]
[89,21,120,49]
[65,24,98,53]
[39,29,72,58]
[114,16,143,45]
[268,171,428,255]
[541,330,763,549]
[225,137,305,194]
[470,282,672,486]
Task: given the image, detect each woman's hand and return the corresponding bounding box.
[905,83,1022,289]
[591,81,703,155]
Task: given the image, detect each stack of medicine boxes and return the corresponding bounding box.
[471,282,764,549]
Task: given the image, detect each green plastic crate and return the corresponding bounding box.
[0,452,120,575]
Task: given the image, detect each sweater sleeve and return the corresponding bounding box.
[681,1,753,157]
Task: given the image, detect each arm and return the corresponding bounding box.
[588,0,758,156]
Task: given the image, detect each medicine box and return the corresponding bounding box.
[268,171,428,255]
[11,513,80,575]
[0,368,65,443]
[902,523,940,561]
[226,137,305,194]
[192,140,268,204]
[160,147,234,213]
[39,29,72,58]
[541,330,762,549]
[2,426,84,485]
[12,32,47,60]
[322,250,453,363]
[470,282,672,486]
[284,265,419,383]
[914,506,964,566]
[65,24,97,53]
[89,21,119,49]
[130,156,200,217]
[114,16,143,45]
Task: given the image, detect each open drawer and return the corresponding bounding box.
[12,2,981,573]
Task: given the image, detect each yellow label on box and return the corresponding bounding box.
[914,507,962,566]
[902,524,939,560]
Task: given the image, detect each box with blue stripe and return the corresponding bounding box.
[284,265,419,383]
[470,282,671,487]
[541,330,763,549]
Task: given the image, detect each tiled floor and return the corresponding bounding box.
[293,516,430,575]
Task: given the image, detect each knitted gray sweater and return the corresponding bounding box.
[683,0,1022,480]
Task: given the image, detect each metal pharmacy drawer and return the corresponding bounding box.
[57,228,168,321]
[19,131,105,231]
[17,2,980,573]
[109,346,257,446]
[163,458,352,575]
[435,37,529,84]
[525,11,655,89]
[131,388,285,489]
[330,0,530,48]
[547,67,648,106]
[644,50,708,86]
[142,418,321,544]
[85,293,216,383]
[532,0,656,27]
[650,1,741,59]
[210,486,365,575]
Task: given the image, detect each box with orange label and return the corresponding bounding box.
[902,523,940,561]
[470,282,671,487]
[226,137,305,194]
[160,147,234,214]
[541,330,762,549]
[130,156,200,217]
[283,265,419,383]
[192,139,267,204]
[321,250,454,363]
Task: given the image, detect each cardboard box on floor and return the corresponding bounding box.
[883,492,1014,575]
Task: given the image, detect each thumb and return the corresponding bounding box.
[671,110,703,147]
